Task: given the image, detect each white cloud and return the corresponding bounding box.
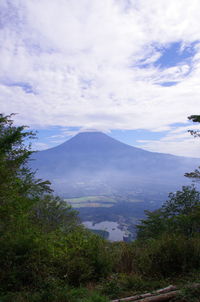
[137,127,200,158]
[138,136,200,158]
[0,0,200,156]
[32,141,50,151]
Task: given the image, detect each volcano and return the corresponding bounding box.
[30,132,199,201]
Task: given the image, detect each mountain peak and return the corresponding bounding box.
[65,131,126,149]
[76,131,106,136]
[73,131,114,141]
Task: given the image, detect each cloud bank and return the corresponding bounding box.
[0,0,200,156]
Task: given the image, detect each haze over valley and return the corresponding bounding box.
[31,131,199,240]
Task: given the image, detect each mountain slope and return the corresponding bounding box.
[30,132,199,198]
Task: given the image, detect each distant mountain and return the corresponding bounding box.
[30,131,199,200]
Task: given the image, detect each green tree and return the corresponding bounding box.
[31,195,79,233]
[136,185,200,239]
[188,114,200,137]
[0,114,52,232]
[0,114,80,295]
[162,185,200,217]
[185,114,200,182]
[0,113,79,232]
[136,209,166,240]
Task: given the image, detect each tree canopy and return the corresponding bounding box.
[136,185,200,239]
[0,114,78,234]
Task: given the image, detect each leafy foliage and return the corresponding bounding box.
[162,185,200,216]
[185,167,200,182]
[185,114,200,181]
[137,185,200,239]
[188,115,200,122]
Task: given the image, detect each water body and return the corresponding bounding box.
[83,221,127,241]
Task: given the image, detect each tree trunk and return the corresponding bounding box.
[111,283,200,302]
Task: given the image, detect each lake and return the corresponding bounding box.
[83,221,127,241]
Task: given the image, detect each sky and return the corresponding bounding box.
[0,0,200,157]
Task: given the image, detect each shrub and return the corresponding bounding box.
[134,234,200,277]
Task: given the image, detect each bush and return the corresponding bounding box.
[53,229,113,286]
[173,286,200,302]
[134,234,200,277]
[81,293,109,302]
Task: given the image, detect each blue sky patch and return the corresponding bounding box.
[154,41,197,69]
[30,126,80,150]
[110,129,167,147]
[159,81,179,87]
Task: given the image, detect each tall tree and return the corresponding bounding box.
[0,113,79,233]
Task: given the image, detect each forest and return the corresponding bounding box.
[0,114,200,302]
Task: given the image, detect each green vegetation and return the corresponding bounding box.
[1,113,200,302]
[65,195,116,203]
[174,285,200,302]
[64,195,143,208]
[89,229,109,239]
[136,185,200,239]
[64,195,117,208]
[185,114,200,181]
